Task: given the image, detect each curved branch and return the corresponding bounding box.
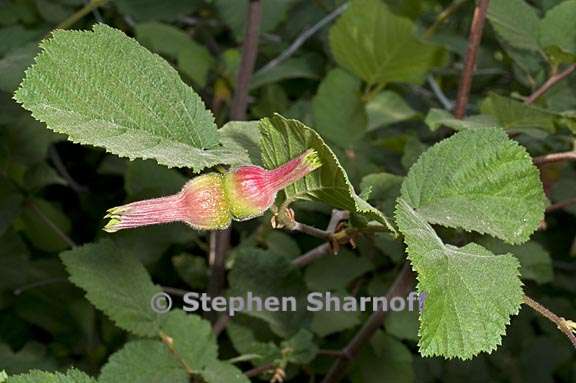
[525,64,576,105]
[533,151,576,165]
[321,263,416,383]
[523,295,576,349]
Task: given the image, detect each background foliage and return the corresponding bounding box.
[0,0,575,382]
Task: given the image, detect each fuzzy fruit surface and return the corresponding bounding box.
[103,149,321,232]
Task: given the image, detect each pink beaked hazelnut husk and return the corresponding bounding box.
[223,148,321,220]
[103,149,321,232]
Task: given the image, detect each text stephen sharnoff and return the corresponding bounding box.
[181,291,423,317]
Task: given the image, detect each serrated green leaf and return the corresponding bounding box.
[226,319,281,367]
[228,247,310,338]
[98,340,188,383]
[539,0,576,62]
[199,360,250,383]
[218,120,262,166]
[280,329,318,364]
[159,310,218,371]
[480,93,557,135]
[7,369,96,383]
[304,250,371,291]
[0,343,56,375]
[395,199,523,359]
[60,239,163,337]
[329,0,442,86]
[312,68,367,147]
[311,308,360,337]
[401,127,545,244]
[135,22,214,87]
[14,24,244,171]
[366,91,417,131]
[259,114,395,230]
[487,0,541,52]
[351,331,414,383]
[478,238,553,284]
[172,253,208,290]
[424,108,497,132]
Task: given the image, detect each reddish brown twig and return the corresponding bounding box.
[546,197,576,213]
[533,151,576,165]
[229,0,262,120]
[321,264,416,383]
[453,0,491,119]
[525,64,576,105]
[523,295,576,349]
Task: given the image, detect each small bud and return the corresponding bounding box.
[224,149,321,220]
[104,173,231,232]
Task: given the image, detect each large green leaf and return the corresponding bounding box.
[14,24,243,171]
[539,0,576,62]
[366,91,417,131]
[400,127,546,244]
[312,68,367,147]
[259,114,395,230]
[159,310,218,372]
[135,22,214,87]
[7,369,96,383]
[228,247,310,338]
[99,340,188,383]
[395,199,523,359]
[487,0,541,52]
[329,0,442,86]
[480,93,557,134]
[60,239,163,337]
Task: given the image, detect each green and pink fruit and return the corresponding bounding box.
[103,149,321,232]
[104,173,231,232]
[223,148,321,220]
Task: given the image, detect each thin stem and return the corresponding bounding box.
[533,151,576,165]
[160,331,195,375]
[206,229,231,320]
[546,197,576,213]
[55,0,109,31]
[525,64,576,105]
[29,201,76,248]
[49,147,87,193]
[229,0,262,120]
[256,2,349,75]
[427,75,453,110]
[523,295,576,349]
[292,243,331,268]
[453,0,491,119]
[245,363,275,378]
[321,263,416,383]
[291,221,333,240]
[162,286,188,297]
[212,314,230,336]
